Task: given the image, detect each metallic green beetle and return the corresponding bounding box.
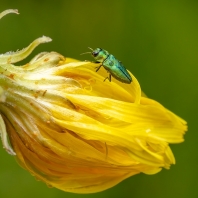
[82,47,132,84]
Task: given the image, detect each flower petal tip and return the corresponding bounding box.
[40,36,52,43]
[0,9,19,19]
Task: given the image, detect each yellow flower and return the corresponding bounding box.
[0,9,187,193]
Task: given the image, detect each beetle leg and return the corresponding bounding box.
[95,64,102,72]
[103,74,111,82]
[109,74,111,82]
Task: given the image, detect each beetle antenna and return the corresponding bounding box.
[88,47,93,51]
[80,51,92,55]
[80,47,94,55]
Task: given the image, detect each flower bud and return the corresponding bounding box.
[0,9,187,193]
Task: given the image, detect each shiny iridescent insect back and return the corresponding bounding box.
[81,48,132,84]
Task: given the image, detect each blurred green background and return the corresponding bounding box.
[0,0,197,197]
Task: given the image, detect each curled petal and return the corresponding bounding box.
[0,9,19,20]
[0,36,52,64]
[0,114,15,155]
